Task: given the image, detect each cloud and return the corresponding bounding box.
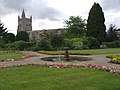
[100,0,120,12]
[28,1,61,21]
[0,0,61,21]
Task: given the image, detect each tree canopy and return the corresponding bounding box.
[16,31,29,42]
[106,24,118,42]
[0,21,7,37]
[64,16,86,38]
[87,3,106,43]
[3,33,15,43]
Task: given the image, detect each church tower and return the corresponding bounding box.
[17,10,32,33]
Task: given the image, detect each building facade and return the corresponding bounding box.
[17,10,32,33]
[17,10,65,41]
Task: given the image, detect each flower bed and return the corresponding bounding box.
[0,63,120,75]
[106,54,120,64]
[38,51,90,55]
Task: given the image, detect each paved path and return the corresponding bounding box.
[0,51,120,69]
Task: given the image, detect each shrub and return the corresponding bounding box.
[5,41,31,50]
[64,39,74,50]
[0,37,5,49]
[64,37,100,50]
[106,54,120,64]
[82,37,100,49]
[3,33,15,43]
[51,34,64,48]
[36,38,51,51]
[108,39,120,48]
[16,31,29,42]
[70,38,84,50]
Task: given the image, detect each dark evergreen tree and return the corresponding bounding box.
[0,21,7,37]
[16,31,29,42]
[106,24,118,42]
[87,3,106,43]
[3,33,15,43]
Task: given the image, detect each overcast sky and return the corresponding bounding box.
[0,0,120,35]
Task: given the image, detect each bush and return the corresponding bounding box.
[36,38,51,51]
[70,38,84,50]
[108,39,120,48]
[3,33,15,43]
[106,54,120,64]
[5,41,34,50]
[51,34,64,48]
[16,31,29,42]
[82,37,100,49]
[64,37,100,50]
[64,39,74,50]
[0,37,5,49]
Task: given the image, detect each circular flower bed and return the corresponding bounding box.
[0,63,120,75]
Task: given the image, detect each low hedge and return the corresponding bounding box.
[38,51,90,55]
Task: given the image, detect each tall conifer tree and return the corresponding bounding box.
[87,3,106,43]
[0,21,7,36]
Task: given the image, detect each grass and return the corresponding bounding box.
[39,48,120,55]
[0,66,119,90]
[0,53,25,60]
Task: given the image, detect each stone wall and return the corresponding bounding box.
[27,28,66,41]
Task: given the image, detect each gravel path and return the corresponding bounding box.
[0,51,120,69]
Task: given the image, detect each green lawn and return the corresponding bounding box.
[0,53,25,60]
[0,66,120,90]
[39,48,120,55]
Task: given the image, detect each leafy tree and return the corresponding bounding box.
[106,24,118,42]
[0,21,7,37]
[3,33,15,43]
[64,16,86,38]
[16,31,29,42]
[87,3,106,43]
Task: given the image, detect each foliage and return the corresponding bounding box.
[64,16,86,38]
[0,37,5,49]
[87,3,106,43]
[36,38,51,51]
[3,33,15,43]
[82,37,100,49]
[64,39,74,49]
[64,37,100,50]
[0,21,7,37]
[39,48,120,55]
[39,50,90,55]
[16,31,29,42]
[5,41,33,50]
[106,24,118,42]
[106,54,120,64]
[50,34,64,48]
[68,38,85,50]
[108,39,120,48]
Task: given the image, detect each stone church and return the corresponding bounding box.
[17,10,65,41]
